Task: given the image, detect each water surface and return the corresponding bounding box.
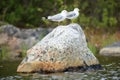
[0,55,120,80]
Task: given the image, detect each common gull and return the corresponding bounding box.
[47,10,67,25]
[66,8,79,22]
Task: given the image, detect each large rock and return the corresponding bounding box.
[100,42,120,56]
[17,23,101,73]
[0,25,50,39]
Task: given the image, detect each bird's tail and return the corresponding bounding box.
[42,17,47,21]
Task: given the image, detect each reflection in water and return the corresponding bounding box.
[0,55,120,80]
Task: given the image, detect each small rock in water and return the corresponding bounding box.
[100,42,120,56]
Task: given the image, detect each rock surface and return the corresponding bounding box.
[0,24,52,59]
[17,23,101,73]
[99,42,120,56]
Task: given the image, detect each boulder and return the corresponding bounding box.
[0,25,50,39]
[17,23,101,73]
[0,24,52,59]
[99,42,120,56]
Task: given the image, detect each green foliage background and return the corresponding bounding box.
[0,0,120,28]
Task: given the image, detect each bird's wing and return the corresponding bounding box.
[67,12,76,18]
[50,14,63,21]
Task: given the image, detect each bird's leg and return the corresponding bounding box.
[58,22,60,26]
[71,20,73,23]
[71,19,75,23]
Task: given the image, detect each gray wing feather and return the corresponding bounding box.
[67,13,76,18]
[51,14,63,21]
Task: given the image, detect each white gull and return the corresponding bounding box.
[47,10,67,22]
[66,8,79,20]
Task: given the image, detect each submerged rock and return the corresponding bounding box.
[100,42,120,56]
[17,23,101,73]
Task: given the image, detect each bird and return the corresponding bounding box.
[47,10,67,25]
[66,8,79,23]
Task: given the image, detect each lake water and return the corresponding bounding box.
[0,55,120,80]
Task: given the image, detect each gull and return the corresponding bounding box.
[66,8,79,23]
[47,10,67,25]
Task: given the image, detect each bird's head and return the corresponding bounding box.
[74,8,79,12]
[61,10,68,15]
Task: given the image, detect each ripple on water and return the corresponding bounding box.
[0,76,22,80]
[0,55,120,80]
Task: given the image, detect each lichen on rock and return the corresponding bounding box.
[17,23,101,73]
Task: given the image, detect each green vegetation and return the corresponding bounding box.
[21,44,28,57]
[102,34,117,47]
[0,0,120,28]
[88,43,98,54]
[0,44,28,61]
[86,28,120,54]
[88,35,118,55]
[0,45,10,60]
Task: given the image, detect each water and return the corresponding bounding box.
[0,55,120,80]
